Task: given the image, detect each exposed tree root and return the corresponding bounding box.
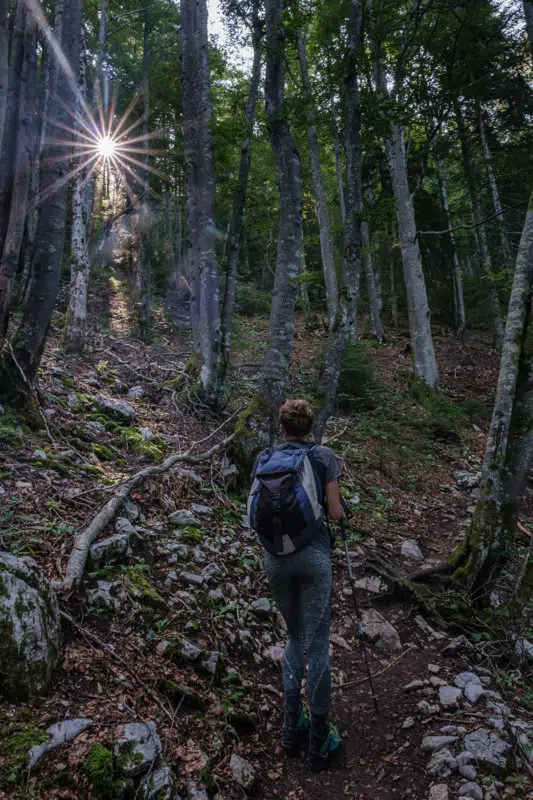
[63,433,234,591]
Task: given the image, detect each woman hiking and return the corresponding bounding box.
[248,399,344,772]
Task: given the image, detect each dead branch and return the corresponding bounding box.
[63,433,234,590]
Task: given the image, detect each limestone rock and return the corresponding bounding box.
[202,562,222,582]
[115,517,137,536]
[191,504,213,516]
[28,719,93,768]
[402,717,415,729]
[0,552,61,700]
[230,754,257,793]
[455,672,482,688]
[463,728,511,774]
[95,394,135,423]
[454,471,481,489]
[427,748,457,778]
[251,597,272,619]
[354,576,384,593]
[188,789,208,800]
[139,763,175,799]
[401,539,424,561]
[114,721,162,778]
[268,645,284,663]
[86,580,122,611]
[404,679,426,692]
[200,651,224,680]
[179,571,205,587]
[458,783,483,800]
[361,608,402,653]
[90,534,131,567]
[442,635,471,656]
[169,509,198,526]
[123,499,140,521]
[464,682,485,704]
[459,764,477,780]
[439,685,462,709]
[140,427,153,440]
[421,735,458,753]
[127,385,144,399]
[429,785,449,800]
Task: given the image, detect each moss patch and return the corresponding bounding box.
[124,569,167,616]
[83,742,116,799]
[112,427,164,463]
[0,722,49,787]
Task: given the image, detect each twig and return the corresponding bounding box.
[342,644,417,687]
[190,406,244,450]
[322,422,349,446]
[60,609,173,723]
[7,341,56,446]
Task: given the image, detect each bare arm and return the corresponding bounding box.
[325,479,343,521]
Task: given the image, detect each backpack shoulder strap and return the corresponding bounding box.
[305,445,327,505]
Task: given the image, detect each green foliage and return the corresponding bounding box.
[235,284,271,317]
[410,379,464,442]
[113,427,164,463]
[0,411,25,450]
[178,525,203,543]
[83,743,115,799]
[337,342,381,411]
[0,722,49,787]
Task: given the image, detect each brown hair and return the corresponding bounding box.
[279,399,314,438]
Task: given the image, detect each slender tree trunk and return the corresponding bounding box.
[0,0,83,405]
[524,0,533,65]
[220,3,262,382]
[390,252,398,328]
[477,106,512,272]
[343,1,363,342]
[299,246,311,315]
[334,126,346,227]
[137,10,151,340]
[180,0,221,406]
[298,29,338,330]
[0,0,25,254]
[361,218,383,342]
[455,100,503,348]
[435,152,466,334]
[63,40,90,355]
[0,0,9,152]
[0,9,37,347]
[372,39,439,386]
[314,0,363,440]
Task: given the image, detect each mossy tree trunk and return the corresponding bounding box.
[446,185,533,600]
[231,0,303,474]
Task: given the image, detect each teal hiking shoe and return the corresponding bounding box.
[307,723,341,772]
[282,708,310,757]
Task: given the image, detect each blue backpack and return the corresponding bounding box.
[247,444,326,555]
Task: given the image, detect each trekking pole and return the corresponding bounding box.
[339,512,379,714]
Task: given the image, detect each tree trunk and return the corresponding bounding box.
[435,152,466,334]
[455,100,503,348]
[361,218,383,343]
[334,126,346,227]
[0,0,9,153]
[0,0,83,404]
[136,10,151,340]
[0,0,25,255]
[299,246,311,315]
[219,3,262,382]
[477,106,512,271]
[390,251,398,328]
[0,8,37,348]
[63,41,90,355]
[343,0,363,342]
[180,0,221,407]
[314,0,363,441]
[450,186,533,598]
[386,121,439,387]
[524,0,533,63]
[298,29,338,331]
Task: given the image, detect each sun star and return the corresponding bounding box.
[97,135,117,159]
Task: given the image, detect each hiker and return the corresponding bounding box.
[248,398,344,772]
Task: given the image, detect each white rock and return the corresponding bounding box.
[268,645,284,663]
[454,471,481,489]
[191,503,213,516]
[405,679,426,692]
[94,394,135,422]
[115,517,137,535]
[458,783,483,800]
[427,748,457,778]
[464,682,485,704]
[401,539,424,561]
[169,509,198,526]
[139,763,175,799]
[439,685,463,709]
[361,608,402,653]
[455,672,482,688]
[114,721,162,777]
[0,552,61,699]
[402,716,415,729]
[90,533,131,567]
[230,754,256,792]
[463,728,511,773]
[428,785,449,800]
[421,735,458,753]
[127,385,144,398]
[251,597,272,618]
[28,719,93,768]
[179,571,205,586]
[139,427,153,440]
[459,764,477,780]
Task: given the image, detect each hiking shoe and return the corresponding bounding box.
[282,708,310,756]
[307,723,341,772]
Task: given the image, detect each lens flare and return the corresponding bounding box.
[97,135,117,159]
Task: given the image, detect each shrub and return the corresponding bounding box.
[235,284,271,317]
[337,342,380,411]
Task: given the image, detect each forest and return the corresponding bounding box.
[1,0,533,796]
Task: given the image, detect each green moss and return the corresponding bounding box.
[81,463,106,477]
[93,443,115,461]
[0,410,25,449]
[230,394,270,482]
[83,742,115,799]
[124,569,167,616]
[0,356,43,429]
[0,722,49,787]
[113,427,164,463]
[60,374,76,389]
[179,525,203,543]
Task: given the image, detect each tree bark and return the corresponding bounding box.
[219,3,262,383]
[343,0,363,342]
[0,0,83,402]
[0,0,9,153]
[298,29,338,331]
[0,8,37,348]
[455,100,503,348]
[180,0,222,407]
[334,126,346,227]
[299,246,311,315]
[136,10,151,340]
[434,152,466,334]
[477,106,512,271]
[63,41,91,355]
[258,0,303,439]
[524,0,533,63]
[0,0,25,256]
[361,218,383,342]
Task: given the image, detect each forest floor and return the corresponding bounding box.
[1,269,533,800]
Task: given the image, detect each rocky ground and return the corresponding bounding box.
[1,275,533,799]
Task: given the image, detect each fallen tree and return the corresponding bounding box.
[63,433,234,590]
